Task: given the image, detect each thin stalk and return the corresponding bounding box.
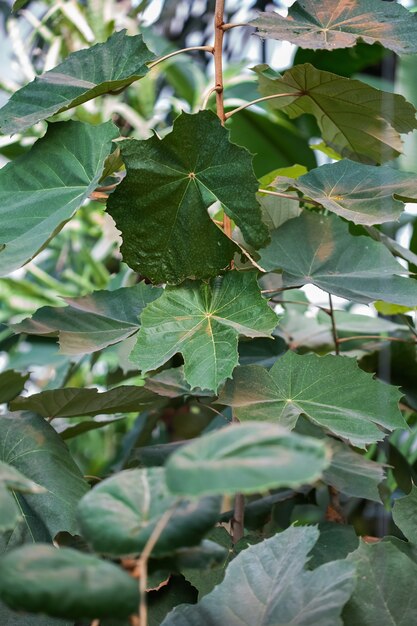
[258,188,322,207]
[225,93,298,120]
[201,85,219,110]
[328,294,340,355]
[337,335,414,345]
[222,22,249,30]
[148,45,214,69]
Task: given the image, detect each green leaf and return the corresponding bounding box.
[162,526,355,626]
[107,110,269,284]
[259,212,417,306]
[0,31,155,135]
[131,271,278,393]
[10,385,164,418]
[251,0,417,54]
[0,121,118,276]
[324,441,385,502]
[0,461,45,532]
[0,370,29,403]
[253,63,417,164]
[0,545,139,620]
[165,421,330,497]
[308,522,359,569]
[344,540,417,625]
[12,283,162,354]
[54,415,126,440]
[77,468,221,557]
[393,485,417,542]
[0,412,88,538]
[0,601,72,626]
[219,351,405,447]
[144,367,212,398]
[274,160,417,225]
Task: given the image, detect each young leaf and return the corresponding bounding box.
[12,282,162,354]
[0,30,155,135]
[162,526,355,626]
[0,545,139,619]
[130,271,278,393]
[0,412,88,538]
[253,63,417,163]
[344,541,417,625]
[219,351,405,447]
[392,485,417,542]
[251,0,417,54]
[274,160,417,225]
[107,110,269,284]
[0,121,118,276]
[10,385,164,419]
[165,421,330,497]
[77,468,221,557]
[259,212,417,306]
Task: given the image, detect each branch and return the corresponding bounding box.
[225,93,298,120]
[148,45,214,69]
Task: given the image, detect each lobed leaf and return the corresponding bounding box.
[130,271,278,393]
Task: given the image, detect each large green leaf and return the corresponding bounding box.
[107,110,269,284]
[131,271,278,393]
[344,540,417,625]
[10,385,164,418]
[77,468,221,557]
[12,283,161,354]
[273,160,417,225]
[165,421,330,497]
[259,212,417,305]
[0,545,139,620]
[0,370,29,403]
[251,0,417,54]
[0,412,88,538]
[219,351,405,447]
[0,121,118,276]
[0,31,155,135]
[392,485,417,542]
[253,63,417,164]
[162,526,355,626]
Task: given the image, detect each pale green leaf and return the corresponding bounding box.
[77,468,221,557]
[0,121,118,276]
[107,111,269,284]
[392,485,417,542]
[259,212,417,305]
[12,283,162,354]
[219,351,405,447]
[165,421,331,497]
[251,0,417,54]
[162,526,355,626]
[131,271,278,393]
[253,63,417,163]
[274,160,417,225]
[0,31,155,135]
[0,545,139,620]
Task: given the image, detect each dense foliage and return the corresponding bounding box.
[1,0,417,624]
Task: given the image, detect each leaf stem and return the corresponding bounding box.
[147,45,214,69]
[225,93,298,120]
[258,188,322,207]
[328,294,339,355]
[221,22,249,31]
[202,85,220,110]
[337,334,414,345]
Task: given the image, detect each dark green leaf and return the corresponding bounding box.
[0,461,45,531]
[165,421,330,497]
[0,545,139,619]
[392,485,417,542]
[219,351,405,447]
[131,271,278,393]
[253,63,417,163]
[259,212,417,305]
[55,415,126,440]
[0,31,155,134]
[275,160,417,225]
[144,367,213,398]
[107,111,269,284]
[344,540,417,625]
[0,412,88,537]
[0,121,118,276]
[77,468,221,557]
[0,601,72,626]
[10,385,163,418]
[162,526,355,626]
[0,370,29,403]
[251,0,417,54]
[12,283,161,354]
[308,522,359,569]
